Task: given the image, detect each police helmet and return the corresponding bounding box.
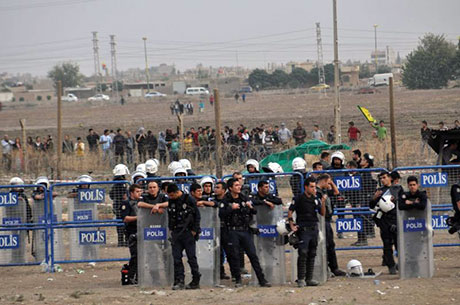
[131,170,147,183]
[200,176,214,188]
[347,259,364,277]
[168,161,183,174]
[276,219,289,235]
[331,151,345,163]
[245,159,259,172]
[9,177,24,186]
[292,157,307,171]
[378,195,395,212]
[179,159,192,170]
[173,167,188,177]
[136,163,146,173]
[266,162,283,173]
[145,159,158,174]
[35,176,50,189]
[77,175,92,183]
[113,164,130,176]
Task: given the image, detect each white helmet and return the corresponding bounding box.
[347,259,364,277]
[200,176,214,188]
[267,162,283,173]
[292,157,307,171]
[173,167,188,176]
[113,164,130,176]
[9,177,24,185]
[131,170,147,182]
[168,161,183,174]
[179,159,192,170]
[136,163,146,173]
[245,159,259,172]
[378,194,395,212]
[276,219,289,235]
[331,151,345,163]
[153,159,159,166]
[145,159,158,174]
[35,176,50,189]
[77,175,92,183]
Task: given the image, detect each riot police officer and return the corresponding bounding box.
[251,180,282,208]
[398,176,427,211]
[288,177,326,287]
[448,182,460,235]
[109,164,130,247]
[166,183,201,290]
[139,181,168,213]
[369,171,401,274]
[200,176,215,201]
[214,181,231,280]
[290,157,307,198]
[120,184,142,284]
[219,178,271,287]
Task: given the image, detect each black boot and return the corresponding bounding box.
[306,257,319,286]
[186,273,201,290]
[297,251,307,284]
[172,280,185,290]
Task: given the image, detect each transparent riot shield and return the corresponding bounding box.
[0,193,27,264]
[397,199,434,279]
[137,208,173,287]
[67,196,99,261]
[195,207,220,287]
[251,205,285,285]
[32,197,63,263]
[290,212,327,285]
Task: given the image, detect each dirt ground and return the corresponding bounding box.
[1,229,459,305]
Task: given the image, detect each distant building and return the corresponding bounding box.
[371,46,396,66]
[341,66,360,87]
[285,61,315,73]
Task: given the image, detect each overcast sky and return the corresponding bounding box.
[0,0,459,76]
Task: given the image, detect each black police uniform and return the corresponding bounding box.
[398,190,427,211]
[251,192,283,207]
[448,184,460,233]
[317,187,341,274]
[289,192,322,282]
[215,195,232,279]
[369,185,402,270]
[167,193,201,287]
[142,191,167,205]
[219,192,269,286]
[120,197,139,283]
[109,178,129,246]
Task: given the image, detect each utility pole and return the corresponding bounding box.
[57,81,62,180]
[333,0,341,144]
[374,24,379,72]
[92,31,101,93]
[213,88,223,178]
[389,77,397,168]
[315,22,326,85]
[142,37,150,93]
[110,35,119,102]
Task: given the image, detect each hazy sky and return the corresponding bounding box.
[0,0,459,76]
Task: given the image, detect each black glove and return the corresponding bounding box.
[389,224,397,233]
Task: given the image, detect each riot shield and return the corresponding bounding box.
[32,197,63,263]
[137,207,173,287]
[251,205,285,285]
[0,193,27,264]
[195,207,220,287]
[397,199,434,279]
[67,196,99,261]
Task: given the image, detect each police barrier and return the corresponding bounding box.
[138,176,219,287]
[49,181,130,269]
[397,198,434,279]
[0,184,48,266]
[251,205,285,285]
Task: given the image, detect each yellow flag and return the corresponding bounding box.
[357,106,377,123]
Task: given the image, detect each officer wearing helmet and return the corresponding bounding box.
[261,162,282,196]
[32,176,57,201]
[68,175,93,198]
[220,178,271,287]
[251,180,282,209]
[10,177,33,231]
[168,161,183,175]
[245,159,259,174]
[200,176,215,201]
[136,163,146,174]
[131,171,147,185]
[327,151,347,239]
[179,159,196,176]
[290,157,307,198]
[109,164,130,247]
[369,171,401,274]
[145,159,159,178]
[287,176,326,287]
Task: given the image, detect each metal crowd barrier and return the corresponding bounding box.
[0,184,49,267]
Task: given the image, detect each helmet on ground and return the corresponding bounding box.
[77,175,92,183]
[292,157,307,171]
[136,163,146,173]
[276,219,289,235]
[35,176,50,189]
[245,159,259,172]
[265,162,283,173]
[168,161,183,174]
[347,259,363,277]
[113,164,130,176]
[145,159,158,174]
[173,167,188,177]
[378,194,395,212]
[331,151,345,163]
[9,177,24,186]
[200,176,214,188]
[131,170,147,182]
[179,159,192,170]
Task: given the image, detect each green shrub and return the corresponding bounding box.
[37,96,42,101]
[19,97,24,102]
[47,95,52,100]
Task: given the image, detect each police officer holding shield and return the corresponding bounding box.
[120,184,143,285]
[398,176,427,211]
[369,171,401,274]
[251,180,282,208]
[220,178,271,287]
[165,183,201,290]
[288,177,326,287]
[448,183,460,235]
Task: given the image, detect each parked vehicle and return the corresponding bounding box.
[185,87,209,95]
[62,93,78,102]
[88,94,110,102]
[310,83,330,91]
[368,73,394,86]
[239,86,253,93]
[145,91,167,98]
